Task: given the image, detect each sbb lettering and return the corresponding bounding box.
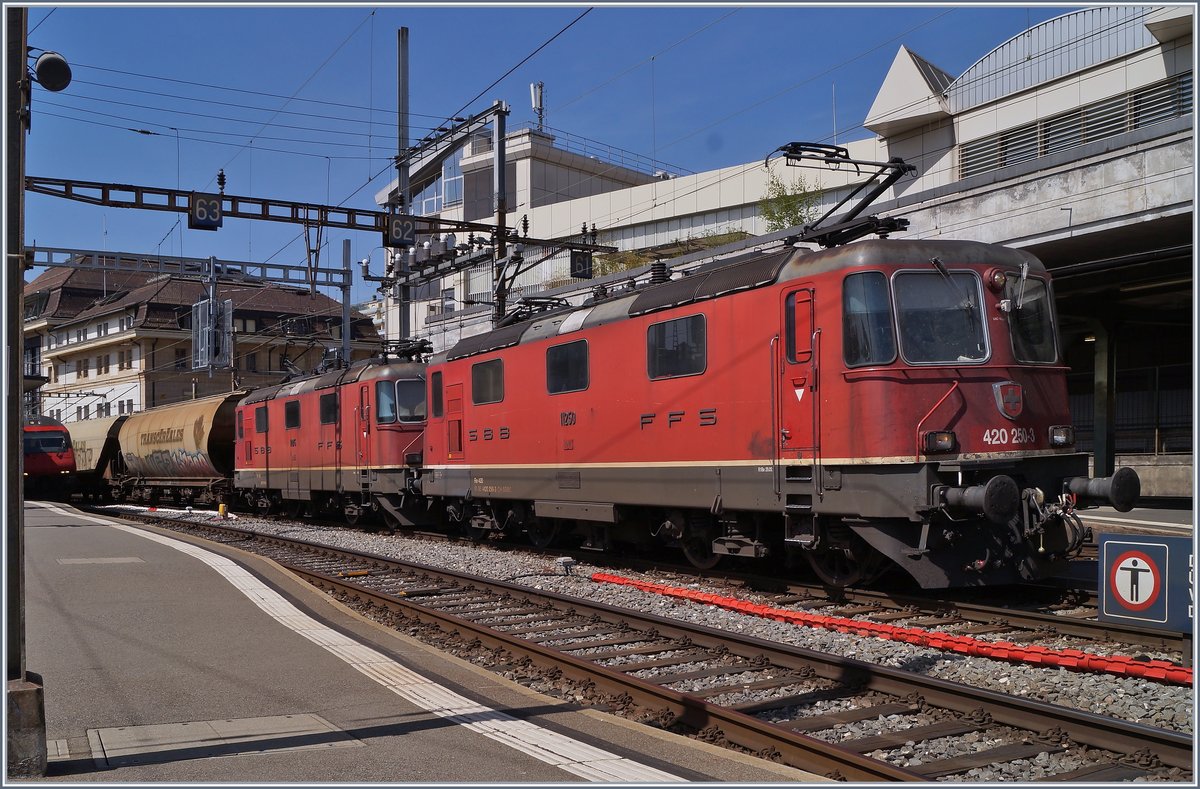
[468,426,510,442]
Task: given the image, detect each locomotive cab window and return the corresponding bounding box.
[254,405,268,433]
[843,272,896,367]
[284,400,301,429]
[397,380,426,422]
[24,433,67,453]
[648,314,706,379]
[472,359,504,405]
[376,381,397,424]
[547,340,589,394]
[894,270,988,364]
[1006,276,1058,363]
[319,392,339,425]
[377,379,427,423]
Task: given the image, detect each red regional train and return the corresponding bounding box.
[63,237,1139,589]
[23,415,76,500]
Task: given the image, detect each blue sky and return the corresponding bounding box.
[23,3,1075,303]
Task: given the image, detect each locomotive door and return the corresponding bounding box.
[777,287,820,460]
[355,384,372,470]
[445,383,464,460]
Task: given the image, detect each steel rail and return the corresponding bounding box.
[226,527,1192,773]
[278,560,922,781]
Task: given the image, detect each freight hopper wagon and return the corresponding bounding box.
[66,415,128,501]
[234,357,428,526]
[111,392,243,505]
[422,238,1139,588]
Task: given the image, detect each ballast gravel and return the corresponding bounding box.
[114,507,1194,736]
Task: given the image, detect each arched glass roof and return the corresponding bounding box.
[946,6,1161,113]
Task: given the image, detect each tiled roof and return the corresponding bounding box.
[33,270,378,341]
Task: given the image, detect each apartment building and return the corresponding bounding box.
[23,263,380,422]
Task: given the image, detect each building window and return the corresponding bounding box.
[647,315,706,380]
[82,404,90,420]
[75,406,81,421]
[75,329,82,343]
[284,400,300,429]
[546,340,589,394]
[78,358,89,378]
[471,359,504,405]
[175,349,187,370]
[126,399,134,414]
[118,400,125,415]
[246,352,257,372]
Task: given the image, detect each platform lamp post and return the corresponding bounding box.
[7,7,70,776]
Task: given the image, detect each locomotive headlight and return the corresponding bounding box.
[986,268,1008,292]
[1048,425,1075,447]
[922,430,958,453]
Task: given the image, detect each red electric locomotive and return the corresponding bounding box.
[234,351,430,526]
[421,237,1138,588]
[23,415,76,500]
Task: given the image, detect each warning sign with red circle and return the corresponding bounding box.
[1098,536,1192,632]
[1108,549,1161,612]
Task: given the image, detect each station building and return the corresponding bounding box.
[373,5,1193,499]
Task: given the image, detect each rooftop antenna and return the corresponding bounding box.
[530,81,545,132]
[832,82,837,146]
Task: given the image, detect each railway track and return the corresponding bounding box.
[116,512,1192,782]
[373,523,1184,655]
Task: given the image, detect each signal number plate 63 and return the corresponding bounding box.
[983,427,1036,445]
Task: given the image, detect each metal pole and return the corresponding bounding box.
[396,27,411,341]
[6,4,28,685]
[341,239,352,366]
[1093,320,1118,478]
[492,100,509,323]
[207,256,217,379]
[8,8,48,778]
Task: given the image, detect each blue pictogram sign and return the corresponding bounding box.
[1098,534,1193,634]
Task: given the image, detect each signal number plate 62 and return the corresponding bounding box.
[983,426,1036,445]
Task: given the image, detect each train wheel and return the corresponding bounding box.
[255,496,276,517]
[526,519,558,550]
[344,504,369,527]
[804,546,866,588]
[681,517,721,570]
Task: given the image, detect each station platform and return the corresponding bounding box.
[19,502,821,783]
